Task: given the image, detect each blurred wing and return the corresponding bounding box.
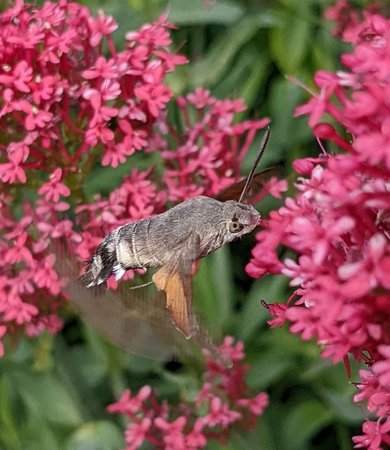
[216,167,281,203]
[55,244,183,360]
[152,233,199,338]
[152,233,231,367]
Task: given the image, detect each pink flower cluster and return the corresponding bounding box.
[108,337,268,450]
[0,1,267,358]
[246,3,390,449]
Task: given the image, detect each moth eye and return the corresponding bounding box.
[229,221,244,233]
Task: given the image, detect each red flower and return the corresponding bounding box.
[201,397,241,428]
[108,338,268,449]
[0,141,29,184]
[124,418,151,450]
[0,61,32,93]
[155,416,187,449]
[247,3,390,447]
[0,4,270,448]
[88,11,118,47]
[38,169,71,202]
[107,386,152,415]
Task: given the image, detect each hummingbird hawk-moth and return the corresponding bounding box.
[72,128,271,363]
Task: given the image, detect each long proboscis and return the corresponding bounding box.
[238,126,270,203]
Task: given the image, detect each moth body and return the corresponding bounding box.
[80,196,260,289]
[73,127,270,363]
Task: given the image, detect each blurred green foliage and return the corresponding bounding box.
[1,1,373,449]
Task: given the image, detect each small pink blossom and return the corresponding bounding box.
[82,56,118,80]
[0,60,32,93]
[202,397,241,428]
[237,392,269,415]
[155,416,187,449]
[33,254,62,295]
[353,418,390,450]
[0,141,29,184]
[266,302,288,328]
[134,83,172,117]
[38,169,71,202]
[108,338,268,449]
[3,294,39,325]
[107,386,152,415]
[124,418,151,450]
[5,233,34,265]
[88,11,118,47]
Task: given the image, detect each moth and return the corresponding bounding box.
[74,128,271,363]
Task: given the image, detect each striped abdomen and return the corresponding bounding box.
[79,217,164,289]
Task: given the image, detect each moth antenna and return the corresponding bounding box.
[238,126,270,203]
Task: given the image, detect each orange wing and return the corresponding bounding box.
[152,233,232,367]
[153,267,194,338]
[152,232,199,338]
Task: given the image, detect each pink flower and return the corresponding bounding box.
[108,339,267,449]
[185,419,207,449]
[107,386,152,415]
[88,11,118,47]
[5,233,33,265]
[237,392,269,415]
[0,141,29,184]
[134,83,172,117]
[124,418,151,450]
[201,397,241,428]
[247,4,390,448]
[33,254,62,295]
[82,56,119,80]
[218,336,245,362]
[0,60,32,93]
[38,169,71,202]
[3,294,38,325]
[267,302,288,328]
[187,88,215,108]
[155,416,187,449]
[373,346,390,390]
[353,418,390,450]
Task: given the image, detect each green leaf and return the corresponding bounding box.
[168,0,244,25]
[211,246,234,325]
[65,421,123,450]
[280,401,333,450]
[191,14,275,86]
[0,376,22,450]
[270,5,312,74]
[246,350,295,390]
[234,47,268,113]
[267,76,312,164]
[194,246,236,338]
[22,418,61,450]
[194,255,222,336]
[316,386,363,424]
[12,372,83,427]
[235,275,289,342]
[213,45,268,112]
